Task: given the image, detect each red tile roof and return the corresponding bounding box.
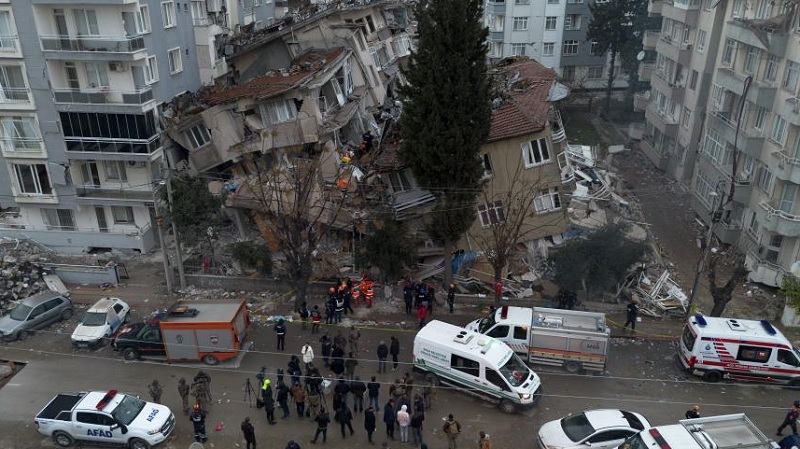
[487,57,557,142]
[203,47,347,105]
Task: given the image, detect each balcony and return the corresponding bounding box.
[0,87,33,109]
[486,1,506,14]
[781,97,800,126]
[643,30,659,49]
[757,201,800,237]
[648,0,664,16]
[65,137,161,160]
[0,34,20,57]
[771,150,800,184]
[651,70,685,104]
[715,218,743,245]
[1,137,45,158]
[645,106,678,138]
[53,87,154,113]
[716,67,776,110]
[633,92,650,111]
[726,19,788,55]
[489,31,504,41]
[655,35,692,66]
[40,35,146,61]
[549,108,566,143]
[661,2,700,24]
[707,112,766,159]
[638,62,654,82]
[75,185,155,206]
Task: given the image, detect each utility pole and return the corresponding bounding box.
[153,189,174,297]
[685,180,725,320]
[165,171,187,290]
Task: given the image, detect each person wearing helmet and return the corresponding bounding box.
[190,403,207,443]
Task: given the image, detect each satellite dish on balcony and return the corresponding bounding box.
[636,51,646,61]
[791,260,800,277]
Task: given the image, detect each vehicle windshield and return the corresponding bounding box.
[478,314,497,334]
[681,326,696,351]
[498,352,530,387]
[81,312,107,326]
[9,304,32,321]
[561,413,595,442]
[111,395,146,426]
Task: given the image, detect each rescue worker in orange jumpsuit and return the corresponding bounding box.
[361,276,375,308]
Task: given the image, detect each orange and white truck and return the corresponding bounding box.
[112,300,249,365]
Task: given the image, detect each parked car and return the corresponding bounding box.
[71,297,130,349]
[537,409,650,449]
[0,291,73,341]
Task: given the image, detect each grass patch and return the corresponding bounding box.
[561,112,602,145]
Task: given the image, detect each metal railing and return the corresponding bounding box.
[0,87,31,104]
[40,34,145,53]
[1,137,44,152]
[0,34,19,53]
[760,200,800,221]
[53,87,154,105]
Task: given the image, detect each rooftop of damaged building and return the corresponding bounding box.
[487,56,564,142]
[202,47,347,105]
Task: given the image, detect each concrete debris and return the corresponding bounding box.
[620,268,688,318]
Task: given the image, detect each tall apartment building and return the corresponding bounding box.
[484,0,628,89]
[638,0,800,287]
[0,0,272,254]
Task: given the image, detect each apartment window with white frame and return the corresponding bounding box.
[755,0,771,18]
[563,40,578,55]
[587,66,603,79]
[513,17,528,30]
[682,107,691,129]
[477,201,505,227]
[764,54,779,83]
[84,62,109,88]
[0,65,28,104]
[1,116,42,152]
[542,43,554,56]
[111,206,135,224]
[161,1,176,28]
[73,9,99,36]
[548,0,559,3]
[722,38,736,66]
[104,161,127,182]
[779,185,797,214]
[392,35,412,57]
[696,29,706,52]
[744,46,759,74]
[565,14,580,30]
[168,47,182,74]
[260,99,297,126]
[784,60,800,93]
[771,115,788,145]
[521,138,550,168]
[0,11,16,52]
[703,128,725,163]
[545,17,556,30]
[14,163,52,195]
[369,46,381,68]
[590,40,601,55]
[136,6,152,34]
[511,44,526,56]
[489,42,502,57]
[191,1,206,22]
[184,124,211,149]
[756,165,774,193]
[753,106,768,130]
[731,0,744,17]
[515,0,530,4]
[533,187,561,213]
[42,209,75,230]
[481,153,493,178]
[144,55,158,84]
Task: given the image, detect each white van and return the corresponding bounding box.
[679,314,800,385]
[413,320,542,413]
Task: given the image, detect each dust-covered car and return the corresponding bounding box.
[71,297,130,349]
[0,291,73,341]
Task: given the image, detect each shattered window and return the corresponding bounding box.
[521,138,550,168]
[478,201,505,227]
[533,187,561,214]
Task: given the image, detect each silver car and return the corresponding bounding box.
[0,291,73,341]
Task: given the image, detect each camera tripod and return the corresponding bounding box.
[243,378,257,408]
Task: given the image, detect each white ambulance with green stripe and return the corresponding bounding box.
[413,320,542,413]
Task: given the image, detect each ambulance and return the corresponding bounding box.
[413,320,542,414]
[679,314,800,385]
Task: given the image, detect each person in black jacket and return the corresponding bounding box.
[275,319,287,351]
[331,346,346,376]
[377,341,389,374]
[276,381,291,419]
[350,376,367,413]
[311,408,330,444]
[390,336,400,371]
[623,299,638,331]
[320,333,333,368]
[335,403,355,437]
[367,376,381,411]
[364,406,377,444]
[264,395,276,425]
[333,377,350,410]
[383,398,396,440]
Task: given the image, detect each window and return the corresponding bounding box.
[487,325,509,338]
[590,40,601,55]
[369,45,381,68]
[481,153,493,178]
[753,106,768,130]
[392,35,412,57]
[1,116,42,151]
[511,44,526,56]
[778,349,800,367]
[744,46,759,74]
[682,107,691,129]
[567,0,583,3]
[0,65,29,104]
[450,354,480,377]
[135,6,151,33]
[0,11,16,52]
[771,115,788,145]
[104,161,127,181]
[563,40,578,55]
[521,138,550,167]
[41,209,75,231]
[737,345,771,363]
[587,66,603,79]
[14,163,52,195]
[161,1,176,28]
[696,30,706,52]
[513,17,528,30]
[534,187,561,213]
[755,0,771,18]
[260,99,297,125]
[565,14,580,30]
[784,61,800,93]
[112,206,134,224]
[515,0,530,4]
[144,55,158,84]
[562,66,575,82]
[168,47,182,74]
[84,62,109,88]
[185,124,211,149]
[779,185,797,214]
[485,369,511,392]
[548,0,559,3]
[756,166,774,192]
[478,201,505,227]
[73,9,99,36]
[764,54,779,83]
[542,43,554,56]
[722,38,736,66]
[513,326,527,340]
[545,17,556,30]
[689,70,698,90]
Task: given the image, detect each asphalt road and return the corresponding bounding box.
[0,312,793,449]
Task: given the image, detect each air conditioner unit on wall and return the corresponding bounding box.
[109,62,126,72]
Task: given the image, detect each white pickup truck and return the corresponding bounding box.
[34,390,175,449]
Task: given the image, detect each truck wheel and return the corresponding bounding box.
[60,309,73,321]
[53,431,74,447]
[564,361,582,374]
[702,370,722,383]
[424,373,439,386]
[128,437,151,449]
[202,354,220,365]
[122,348,140,361]
[499,399,516,414]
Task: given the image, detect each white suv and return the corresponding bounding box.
[71,297,130,349]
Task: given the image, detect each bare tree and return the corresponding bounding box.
[469,154,565,306]
[707,251,749,317]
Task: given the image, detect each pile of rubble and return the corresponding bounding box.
[0,260,53,313]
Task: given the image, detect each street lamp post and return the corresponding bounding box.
[153,182,173,296]
[685,180,726,319]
